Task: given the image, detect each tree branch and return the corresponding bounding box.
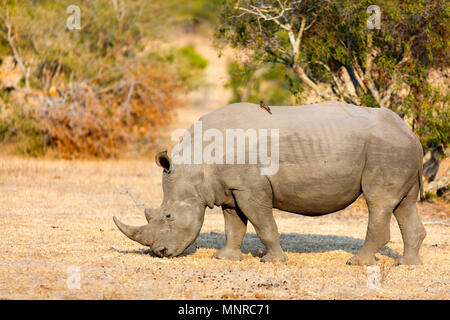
[294,64,332,100]
[312,61,345,97]
[236,2,330,101]
[0,9,26,74]
[235,5,293,31]
[347,62,368,94]
[290,17,306,63]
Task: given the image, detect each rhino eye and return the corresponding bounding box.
[165,213,171,219]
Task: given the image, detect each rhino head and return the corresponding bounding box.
[113,151,207,257]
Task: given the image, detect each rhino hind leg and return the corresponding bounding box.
[347,181,397,265]
[346,148,425,266]
[347,202,394,266]
[393,183,426,265]
[214,206,248,261]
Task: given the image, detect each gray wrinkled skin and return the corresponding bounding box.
[114,101,426,265]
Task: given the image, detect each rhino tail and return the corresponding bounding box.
[418,164,424,201]
[417,139,425,201]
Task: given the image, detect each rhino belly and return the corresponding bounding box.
[270,162,363,215]
[269,130,366,215]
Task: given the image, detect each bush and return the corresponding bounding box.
[0,105,45,157]
[215,0,449,151]
[33,66,182,158]
[226,61,297,105]
[0,0,208,158]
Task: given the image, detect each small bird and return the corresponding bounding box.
[259,100,272,115]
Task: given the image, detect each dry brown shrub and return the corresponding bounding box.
[35,66,183,158]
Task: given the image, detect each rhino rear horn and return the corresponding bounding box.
[144,207,157,223]
[113,216,154,247]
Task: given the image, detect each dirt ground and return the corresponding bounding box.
[0,156,449,300]
[1,31,449,300]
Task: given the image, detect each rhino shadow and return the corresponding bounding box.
[109,247,156,257]
[110,232,400,259]
[185,232,401,259]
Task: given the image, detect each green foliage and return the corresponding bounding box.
[226,61,298,105]
[15,116,44,157]
[1,0,209,92]
[0,0,210,158]
[170,0,222,25]
[165,45,209,89]
[0,104,45,157]
[216,0,449,150]
[402,85,449,148]
[424,191,438,200]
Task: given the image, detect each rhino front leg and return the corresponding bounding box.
[232,190,287,263]
[214,206,247,261]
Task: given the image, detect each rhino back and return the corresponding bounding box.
[192,101,419,215]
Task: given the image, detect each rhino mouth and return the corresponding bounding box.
[153,246,173,258]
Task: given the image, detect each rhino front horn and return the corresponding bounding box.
[113,216,153,247]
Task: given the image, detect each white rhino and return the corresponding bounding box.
[114,101,426,265]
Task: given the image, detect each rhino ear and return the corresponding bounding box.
[155,150,171,172]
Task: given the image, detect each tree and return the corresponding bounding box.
[216,0,449,149]
[0,0,209,157]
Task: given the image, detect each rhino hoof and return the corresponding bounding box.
[396,256,423,265]
[214,248,243,261]
[260,252,288,263]
[346,254,376,266]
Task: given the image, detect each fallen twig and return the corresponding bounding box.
[115,186,146,209]
[422,220,450,227]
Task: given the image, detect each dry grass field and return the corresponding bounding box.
[0,32,448,300]
[0,156,448,300]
